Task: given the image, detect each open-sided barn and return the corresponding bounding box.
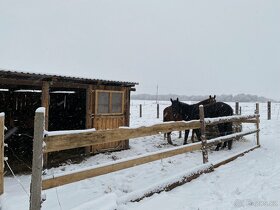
[0,69,138,170]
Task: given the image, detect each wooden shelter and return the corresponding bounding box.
[0,69,137,169]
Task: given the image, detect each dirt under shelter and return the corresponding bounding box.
[0,69,138,172]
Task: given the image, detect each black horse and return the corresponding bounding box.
[170,98,233,150]
[163,95,216,144]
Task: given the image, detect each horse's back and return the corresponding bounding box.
[202,102,233,118]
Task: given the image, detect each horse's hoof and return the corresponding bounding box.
[215,147,220,151]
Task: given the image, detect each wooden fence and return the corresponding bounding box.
[29,105,260,210]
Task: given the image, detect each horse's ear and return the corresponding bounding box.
[176,97,179,102]
[209,95,211,99]
[214,95,216,99]
[170,98,173,103]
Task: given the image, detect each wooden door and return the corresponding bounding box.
[90,90,128,153]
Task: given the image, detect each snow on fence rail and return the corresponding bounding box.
[29,105,261,210]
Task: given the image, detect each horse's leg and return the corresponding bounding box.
[194,129,201,141]
[215,124,224,151]
[222,141,227,148]
[227,140,233,150]
[191,130,195,143]
[183,130,190,145]
[226,122,233,150]
[167,132,173,145]
[216,123,233,150]
[164,133,166,139]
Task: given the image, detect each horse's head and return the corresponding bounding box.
[170,98,186,120]
[209,95,216,104]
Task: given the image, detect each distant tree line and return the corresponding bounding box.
[131,93,277,102]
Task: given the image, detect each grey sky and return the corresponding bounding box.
[1,0,279,99]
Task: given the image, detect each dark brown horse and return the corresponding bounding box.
[170,98,233,150]
[163,95,216,145]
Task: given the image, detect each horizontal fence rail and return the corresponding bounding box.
[44,114,259,153]
[42,142,202,190]
[44,121,201,153]
[204,114,259,125]
[206,129,259,148]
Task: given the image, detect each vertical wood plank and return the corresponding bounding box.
[124,89,131,126]
[0,113,5,195]
[30,108,45,210]
[86,85,93,129]
[41,82,49,167]
[256,103,260,146]
[41,82,50,130]
[85,85,93,154]
[199,105,208,164]
[140,104,142,118]
[123,88,130,148]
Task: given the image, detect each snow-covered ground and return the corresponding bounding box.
[1,100,280,210]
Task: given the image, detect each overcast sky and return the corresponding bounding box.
[0,0,279,99]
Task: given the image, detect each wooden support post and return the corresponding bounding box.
[267,101,271,120]
[30,108,45,210]
[140,104,142,118]
[41,82,49,167]
[41,82,50,130]
[256,103,260,146]
[179,131,182,138]
[235,102,239,115]
[85,85,93,154]
[239,106,242,115]
[0,113,4,195]
[199,105,208,164]
[157,104,159,119]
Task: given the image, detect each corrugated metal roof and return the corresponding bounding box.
[0,68,138,87]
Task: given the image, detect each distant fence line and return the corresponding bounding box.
[137,101,273,120]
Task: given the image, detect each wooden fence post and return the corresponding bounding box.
[140,104,142,118]
[157,104,159,119]
[267,101,271,120]
[199,105,208,163]
[30,108,45,210]
[256,103,260,146]
[235,102,239,115]
[0,113,4,195]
